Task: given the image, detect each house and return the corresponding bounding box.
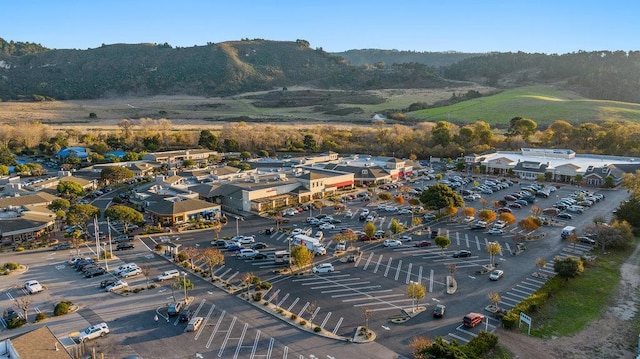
[142,149,218,167]
[143,194,221,227]
[1,326,73,359]
[0,193,59,247]
[56,147,89,160]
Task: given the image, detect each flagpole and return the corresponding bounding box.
[94,216,100,261]
[106,218,112,271]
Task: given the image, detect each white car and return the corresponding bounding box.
[336,241,346,251]
[493,220,507,229]
[399,235,413,242]
[234,236,255,244]
[489,269,504,281]
[156,269,180,281]
[318,223,335,230]
[291,228,304,236]
[77,322,110,342]
[312,263,334,273]
[383,239,402,247]
[120,267,142,278]
[385,206,398,212]
[397,208,412,215]
[24,280,43,294]
[238,248,260,258]
[487,228,504,235]
[105,280,128,292]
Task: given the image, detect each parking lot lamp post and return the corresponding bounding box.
[182,272,188,303]
[288,237,292,269]
[235,216,240,237]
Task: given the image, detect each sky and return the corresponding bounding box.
[2,0,639,54]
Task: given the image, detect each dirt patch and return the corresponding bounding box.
[496,245,640,359]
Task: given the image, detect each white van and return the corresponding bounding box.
[186,317,203,332]
[561,226,576,239]
[114,263,138,276]
[156,269,180,281]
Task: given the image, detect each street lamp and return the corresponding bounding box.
[234,216,244,237]
[182,272,188,303]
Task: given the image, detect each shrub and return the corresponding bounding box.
[7,317,26,329]
[3,262,19,270]
[251,276,261,285]
[300,320,307,326]
[133,288,143,293]
[54,301,73,316]
[155,244,165,252]
[290,314,297,320]
[175,252,187,262]
[15,247,24,252]
[313,326,321,332]
[260,281,272,290]
[464,331,498,357]
[35,312,47,322]
[252,292,262,301]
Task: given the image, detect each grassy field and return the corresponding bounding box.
[410,85,640,127]
[528,241,636,338]
[1,85,640,128]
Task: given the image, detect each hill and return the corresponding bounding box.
[333,49,482,67]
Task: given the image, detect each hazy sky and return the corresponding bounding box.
[3,0,639,54]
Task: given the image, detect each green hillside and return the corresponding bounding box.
[410,86,640,128]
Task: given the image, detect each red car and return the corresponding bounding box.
[415,241,432,247]
[508,203,522,209]
[504,195,517,201]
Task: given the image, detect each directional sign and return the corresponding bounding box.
[381,325,390,331]
[158,289,167,293]
[195,353,203,359]
[432,298,440,302]
[468,275,476,279]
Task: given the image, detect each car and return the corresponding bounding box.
[212,239,227,248]
[120,267,142,278]
[116,242,134,250]
[105,280,128,292]
[179,309,194,322]
[578,236,597,245]
[504,195,517,201]
[113,235,133,243]
[312,263,334,273]
[567,205,585,214]
[452,250,472,258]
[24,280,43,294]
[168,301,184,316]
[508,203,522,209]
[319,223,335,230]
[100,279,116,288]
[253,253,268,260]
[398,235,413,242]
[77,322,110,342]
[84,267,107,278]
[383,239,402,247]
[557,212,573,220]
[487,228,504,235]
[514,199,528,207]
[397,208,412,215]
[156,269,180,281]
[226,243,243,252]
[498,207,512,213]
[234,236,255,244]
[238,248,260,258]
[336,241,346,251]
[493,220,507,229]
[489,269,504,281]
[423,213,436,220]
[433,304,446,318]
[52,243,71,251]
[471,221,487,230]
[414,241,432,247]
[251,242,268,250]
[463,313,485,328]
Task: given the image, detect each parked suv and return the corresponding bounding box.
[168,301,183,316]
[77,322,110,342]
[463,312,484,328]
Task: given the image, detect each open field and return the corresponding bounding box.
[411,85,640,127]
[1,85,640,129]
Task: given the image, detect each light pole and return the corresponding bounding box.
[234,216,244,237]
[288,237,292,269]
[182,272,188,303]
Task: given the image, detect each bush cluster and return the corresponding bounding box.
[54,301,73,316]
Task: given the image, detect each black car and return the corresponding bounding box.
[253,253,268,260]
[52,243,71,251]
[84,267,106,278]
[100,279,116,288]
[116,243,134,251]
[265,227,276,235]
[452,250,472,258]
[251,242,268,250]
[432,304,446,318]
[179,309,194,322]
[557,212,573,220]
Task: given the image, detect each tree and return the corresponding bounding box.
[419,183,464,212]
[57,181,84,199]
[389,219,403,234]
[240,151,251,160]
[446,263,457,279]
[378,192,392,201]
[394,195,405,206]
[173,276,195,302]
[363,221,376,239]
[500,212,516,225]
[536,257,547,274]
[488,292,501,311]
[48,198,70,212]
[67,204,100,237]
[553,256,584,282]
[13,296,32,322]
[462,207,476,218]
[291,245,314,268]
[334,229,358,249]
[507,117,537,141]
[183,159,195,168]
[432,121,452,147]
[485,241,502,267]
[530,205,543,217]
[104,205,143,233]
[406,281,426,313]
[478,209,497,222]
[565,232,579,251]
[211,221,223,240]
[614,198,640,228]
[181,246,200,270]
[518,216,541,232]
[69,229,84,256]
[241,272,254,296]
[199,248,225,278]
[198,130,218,150]
[100,166,135,185]
[434,235,451,255]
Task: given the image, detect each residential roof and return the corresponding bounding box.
[145,197,220,216]
[8,326,72,359]
[0,192,59,208]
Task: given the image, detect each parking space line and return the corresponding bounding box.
[429,269,434,293]
[448,332,470,343]
[417,265,423,284]
[330,289,392,298]
[332,317,343,334]
[475,236,481,250]
[465,233,469,248]
[250,330,260,359]
[373,254,383,273]
[202,306,220,346]
[320,312,332,328]
[266,337,274,359]
[218,316,237,357]
[516,283,538,292]
[277,293,289,307]
[215,266,229,276]
[363,252,374,270]
[232,322,249,359]
[383,257,392,277]
[341,293,404,302]
[227,271,240,282]
[266,289,280,302]
[405,262,413,284]
[311,281,367,290]
[310,306,320,321]
[456,232,460,246]
[321,285,381,294]
[286,297,299,312]
[297,302,309,317]
[394,259,402,281]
